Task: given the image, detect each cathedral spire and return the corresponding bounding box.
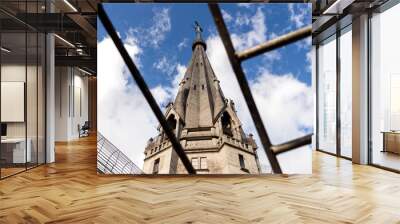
[192,21,206,51]
[174,21,225,128]
[143,23,260,174]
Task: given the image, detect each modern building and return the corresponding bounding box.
[143,24,260,174]
[312,0,400,172]
[0,0,97,179]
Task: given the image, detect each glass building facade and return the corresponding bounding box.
[0,1,47,179]
[370,3,400,171]
[339,27,352,159]
[315,0,400,172]
[317,35,337,155]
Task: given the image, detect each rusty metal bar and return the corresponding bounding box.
[98,4,196,174]
[236,25,312,61]
[208,3,283,174]
[271,134,313,155]
[209,3,314,173]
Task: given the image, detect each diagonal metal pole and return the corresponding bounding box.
[236,25,312,61]
[98,4,196,174]
[271,134,313,155]
[208,3,282,174]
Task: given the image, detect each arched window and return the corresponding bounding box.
[167,114,177,132]
[221,112,233,136]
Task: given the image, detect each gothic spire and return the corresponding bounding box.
[173,21,225,128]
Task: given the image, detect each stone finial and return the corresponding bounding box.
[192,21,206,50]
[194,21,203,40]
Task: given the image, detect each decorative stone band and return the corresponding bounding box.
[144,134,256,160]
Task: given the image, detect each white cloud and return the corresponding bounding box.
[129,8,171,48]
[235,12,251,27]
[251,70,313,143]
[251,70,313,174]
[98,34,159,168]
[221,9,233,23]
[156,63,187,105]
[231,7,267,51]
[294,36,312,72]
[178,38,188,51]
[263,50,282,62]
[268,32,278,40]
[296,36,311,50]
[307,50,312,65]
[98,32,186,169]
[176,63,186,78]
[306,46,312,72]
[237,3,251,8]
[151,85,170,107]
[173,64,186,93]
[288,3,310,29]
[153,56,176,75]
[206,28,313,174]
[148,8,171,47]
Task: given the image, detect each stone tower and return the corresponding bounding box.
[143,22,261,174]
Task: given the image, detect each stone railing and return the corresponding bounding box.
[145,134,254,157]
[219,135,253,152]
[145,139,172,157]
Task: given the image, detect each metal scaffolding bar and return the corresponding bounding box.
[97,3,312,175]
[97,4,196,174]
[236,25,312,61]
[271,134,313,155]
[208,3,312,174]
[208,3,283,173]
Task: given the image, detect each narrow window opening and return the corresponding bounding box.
[222,112,233,136]
[167,115,177,132]
[239,154,245,169]
[153,158,160,174]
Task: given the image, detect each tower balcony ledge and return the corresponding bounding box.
[219,135,254,153]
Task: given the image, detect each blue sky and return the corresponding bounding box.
[98,3,311,87]
[97,3,313,174]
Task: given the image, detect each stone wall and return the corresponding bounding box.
[174,143,260,174]
[143,146,173,174]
